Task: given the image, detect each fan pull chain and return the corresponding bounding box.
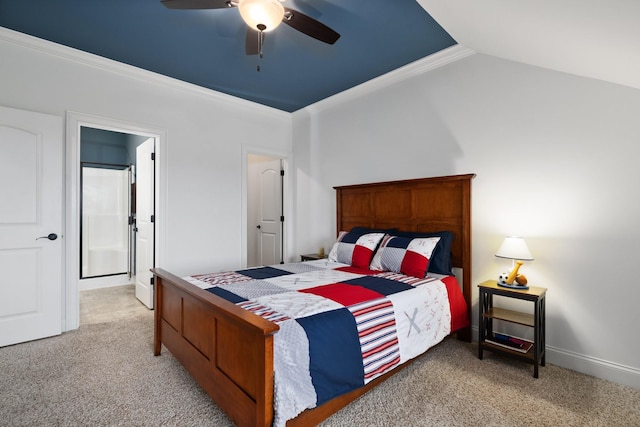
[257,24,266,72]
[258,26,265,58]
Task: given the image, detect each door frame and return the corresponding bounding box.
[241,145,291,268]
[65,111,166,331]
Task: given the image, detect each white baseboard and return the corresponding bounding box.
[471,326,640,389]
[546,345,640,389]
[79,274,133,291]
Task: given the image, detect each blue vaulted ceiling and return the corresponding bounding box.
[0,0,456,112]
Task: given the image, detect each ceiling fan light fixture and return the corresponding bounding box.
[238,0,284,32]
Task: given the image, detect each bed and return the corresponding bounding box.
[152,173,474,426]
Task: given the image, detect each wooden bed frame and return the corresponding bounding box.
[152,173,474,427]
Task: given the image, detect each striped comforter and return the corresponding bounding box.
[185,259,468,426]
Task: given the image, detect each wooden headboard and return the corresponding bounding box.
[334,174,475,341]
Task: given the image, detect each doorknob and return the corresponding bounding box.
[36,233,58,241]
[256,225,261,229]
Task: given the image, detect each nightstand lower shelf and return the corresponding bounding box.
[481,336,535,361]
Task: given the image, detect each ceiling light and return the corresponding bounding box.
[237,0,285,32]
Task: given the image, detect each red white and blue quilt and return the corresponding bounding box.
[185,259,468,426]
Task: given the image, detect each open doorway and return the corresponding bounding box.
[78,127,153,303]
[66,112,163,331]
[77,127,155,324]
[246,153,285,267]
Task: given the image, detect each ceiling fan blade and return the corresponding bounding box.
[160,0,230,10]
[245,28,259,55]
[282,7,340,45]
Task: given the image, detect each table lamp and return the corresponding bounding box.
[495,237,534,288]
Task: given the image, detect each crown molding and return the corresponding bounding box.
[1,26,474,117]
[301,44,476,114]
[0,26,289,119]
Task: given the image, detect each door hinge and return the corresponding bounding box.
[280,169,284,176]
[151,214,155,223]
[280,215,284,222]
[151,152,155,161]
[150,277,154,286]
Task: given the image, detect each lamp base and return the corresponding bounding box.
[497,282,529,290]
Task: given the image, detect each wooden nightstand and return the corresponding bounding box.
[300,253,328,262]
[478,280,547,378]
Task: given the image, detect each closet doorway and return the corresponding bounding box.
[246,153,285,267]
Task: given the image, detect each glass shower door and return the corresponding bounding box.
[80,164,130,278]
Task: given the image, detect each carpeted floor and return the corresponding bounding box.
[1,286,639,426]
[79,284,150,325]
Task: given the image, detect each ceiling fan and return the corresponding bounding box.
[161,0,340,57]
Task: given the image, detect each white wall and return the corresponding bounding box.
[0,29,292,279]
[293,53,640,388]
[3,27,639,389]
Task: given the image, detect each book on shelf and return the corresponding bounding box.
[485,332,533,353]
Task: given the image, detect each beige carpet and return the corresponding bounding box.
[1,286,639,426]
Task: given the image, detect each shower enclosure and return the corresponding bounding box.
[80,163,132,279]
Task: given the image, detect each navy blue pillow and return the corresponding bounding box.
[391,231,454,275]
[349,227,397,236]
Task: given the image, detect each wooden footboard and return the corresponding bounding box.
[153,268,279,427]
[153,268,451,427]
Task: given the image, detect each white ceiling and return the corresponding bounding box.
[418,0,640,91]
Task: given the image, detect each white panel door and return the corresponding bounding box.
[135,138,154,308]
[0,106,63,347]
[257,158,282,266]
